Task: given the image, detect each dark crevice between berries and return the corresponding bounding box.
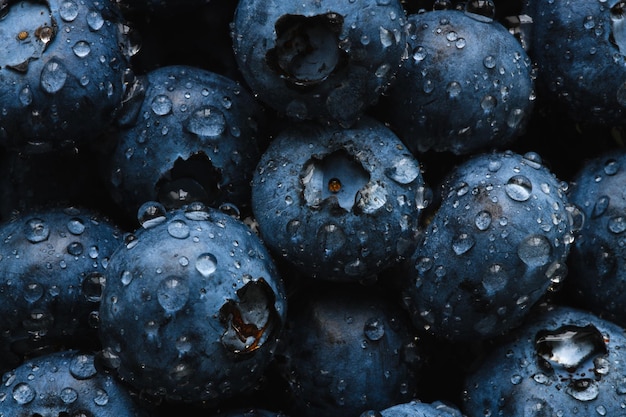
[301,149,370,212]
[219,278,279,356]
[0,1,57,72]
[266,12,348,89]
[156,152,222,211]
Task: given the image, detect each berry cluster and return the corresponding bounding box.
[1,0,625,416]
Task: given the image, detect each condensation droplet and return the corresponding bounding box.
[364,317,385,341]
[151,95,173,116]
[24,218,50,243]
[157,277,190,312]
[167,220,190,239]
[196,253,218,277]
[40,60,68,94]
[505,175,533,202]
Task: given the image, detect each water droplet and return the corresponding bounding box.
[536,325,607,372]
[518,235,552,267]
[93,388,109,406]
[318,223,347,257]
[196,253,217,277]
[592,195,610,217]
[184,106,226,140]
[72,40,91,58]
[566,379,600,401]
[446,81,462,97]
[60,387,78,404]
[12,383,35,404]
[151,94,172,116]
[69,353,97,380]
[608,216,626,234]
[59,0,79,21]
[82,272,105,303]
[505,175,533,202]
[483,55,497,69]
[603,159,620,175]
[24,283,44,303]
[18,86,32,106]
[386,157,420,184]
[167,220,190,239]
[66,217,86,235]
[482,263,508,293]
[157,277,189,312]
[364,317,385,341]
[40,60,68,94]
[138,201,167,228]
[67,241,83,256]
[510,374,523,385]
[481,95,497,112]
[475,210,492,230]
[379,27,395,47]
[24,218,50,243]
[452,233,475,255]
[86,10,104,30]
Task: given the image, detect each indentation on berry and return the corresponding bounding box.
[0,1,57,72]
[219,278,278,354]
[156,152,222,210]
[266,12,347,87]
[301,150,369,211]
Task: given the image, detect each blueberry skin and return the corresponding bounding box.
[251,117,429,281]
[383,10,534,155]
[106,65,265,222]
[98,202,287,404]
[361,399,465,417]
[275,282,424,417]
[529,0,626,125]
[0,0,133,153]
[0,350,148,417]
[231,0,407,127]
[565,149,626,326]
[400,150,573,341]
[0,206,123,372]
[462,305,626,417]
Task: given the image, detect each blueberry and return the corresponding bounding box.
[0,205,123,372]
[98,202,287,404]
[564,149,626,326]
[361,399,465,417]
[528,0,626,125]
[462,305,626,416]
[400,150,574,341]
[0,0,134,153]
[231,0,407,127]
[382,9,534,155]
[105,65,265,223]
[275,282,425,417]
[0,349,148,416]
[251,117,430,282]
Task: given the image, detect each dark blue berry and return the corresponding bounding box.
[361,399,465,417]
[231,0,407,127]
[0,205,123,372]
[98,202,287,404]
[0,349,148,416]
[275,282,425,417]
[400,150,574,341]
[251,117,429,282]
[105,65,265,222]
[382,9,534,155]
[565,149,626,326]
[0,0,133,152]
[463,305,626,416]
[528,0,626,125]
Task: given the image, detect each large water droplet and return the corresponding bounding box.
[157,276,190,313]
[151,94,173,116]
[364,317,385,341]
[505,175,533,202]
[40,60,68,94]
[318,223,347,257]
[517,235,552,267]
[12,383,35,404]
[137,201,167,228]
[59,0,79,21]
[452,233,475,255]
[69,353,97,380]
[167,220,190,239]
[24,217,50,243]
[184,106,226,140]
[196,253,218,277]
[536,325,607,372]
[475,210,492,231]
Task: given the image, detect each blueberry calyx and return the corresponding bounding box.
[266,12,347,87]
[0,1,57,72]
